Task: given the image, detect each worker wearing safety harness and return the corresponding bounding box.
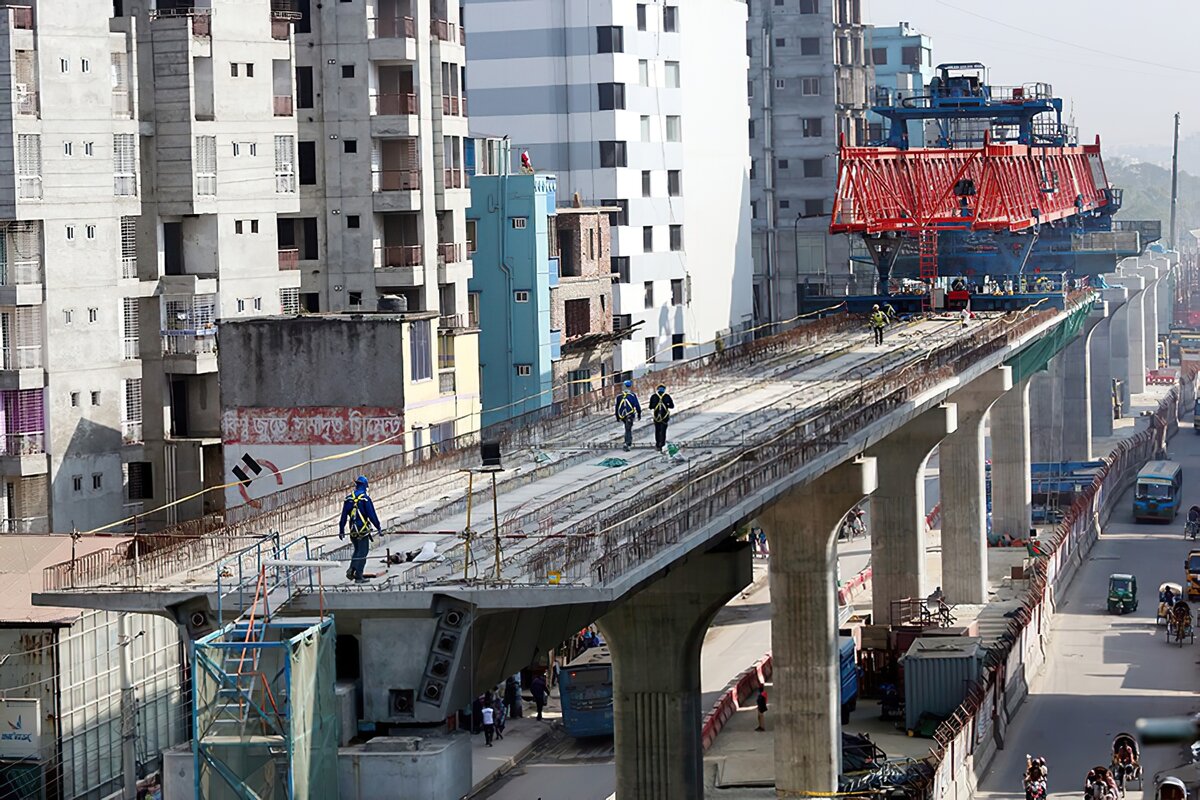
[339,475,382,582]
[648,383,675,451]
[870,304,887,346]
[614,380,642,452]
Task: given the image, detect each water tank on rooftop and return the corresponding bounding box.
[378,294,408,313]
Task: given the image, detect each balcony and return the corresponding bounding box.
[161,332,218,373]
[0,259,42,307]
[278,248,299,270]
[274,95,293,116]
[370,93,418,137]
[112,90,131,119]
[431,18,452,40]
[375,245,424,285]
[370,15,415,38]
[441,95,461,116]
[149,7,211,38]
[121,420,143,445]
[372,169,420,212]
[15,89,37,117]
[371,93,417,116]
[443,169,464,190]
[437,243,463,264]
[1,345,40,370]
[0,431,42,455]
[122,256,137,279]
[4,5,32,29]
[17,176,41,200]
[438,371,456,394]
[438,314,464,330]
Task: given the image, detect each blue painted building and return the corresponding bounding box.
[867,23,934,146]
[468,173,558,428]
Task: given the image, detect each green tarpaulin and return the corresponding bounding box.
[1004,299,1093,383]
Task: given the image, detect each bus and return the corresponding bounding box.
[1133,461,1183,522]
[558,646,614,738]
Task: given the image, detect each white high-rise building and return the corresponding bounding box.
[463,0,753,376]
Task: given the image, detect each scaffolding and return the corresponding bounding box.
[192,593,337,799]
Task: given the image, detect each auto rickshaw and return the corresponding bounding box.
[1107,573,1138,614]
[1111,732,1142,793]
[1158,582,1183,624]
[1155,776,1188,800]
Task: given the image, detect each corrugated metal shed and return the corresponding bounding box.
[901,636,985,732]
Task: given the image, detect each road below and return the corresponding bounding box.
[978,430,1200,800]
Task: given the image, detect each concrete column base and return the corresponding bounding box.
[761,456,877,796]
[598,545,752,800]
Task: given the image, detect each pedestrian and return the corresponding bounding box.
[614,380,642,451]
[339,476,382,583]
[531,673,548,720]
[492,697,507,740]
[504,676,521,719]
[482,703,495,746]
[648,383,675,451]
[758,530,769,558]
[755,687,768,731]
[869,304,886,345]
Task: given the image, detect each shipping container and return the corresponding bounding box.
[901,636,985,734]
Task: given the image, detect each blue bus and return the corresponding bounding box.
[1133,460,1183,522]
[558,646,614,738]
[839,636,859,724]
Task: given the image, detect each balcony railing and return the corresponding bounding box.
[439,314,464,330]
[369,15,415,38]
[278,249,299,270]
[112,90,131,118]
[459,25,466,45]
[270,17,290,40]
[6,5,32,29]
[438,243,462,263]
[1,345,40,370]
[17,176,40,200]
[443,169,463,189]
[274,95,293,116]
[123,337,138,360]
[162,332,217,356]
[15,90,37,117]
[376,244,422,269]
[121,420,143,445]
[431,18,451,40]
[0,516,47,534]
[373,168,420,191]
[438,371,456,394]
[371,92,418,116]
[441,95,461,116]
[149,7,211,37]
[2,258,41,285]
[0,431,43,456]
[121,256,137,279]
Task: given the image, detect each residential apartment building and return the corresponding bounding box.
[866,22,934,145]
[748,0,871,321]
[468,170,617,427]
[463,0,753,377]
[284,0,481,452]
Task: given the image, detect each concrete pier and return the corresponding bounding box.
[990,378,1032,541]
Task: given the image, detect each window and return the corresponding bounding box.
[85,225,96,240]
[516,364,532,377]
[775,78,786,90]
[872,47,888,65]
[87,307,98,323]
[70,392,79,407]
[802,117,823,138]
[113,133,137,196]
[275,135,296,193]
[599,141,627,168]
[902,46,922,66]
[65,226,75,241]
[598,82,626,111]
[611,256,630,283]
[230,62,238,77]
[246,63,255,78]
[92,473,102,490]
[64,308,73,324]
[640,115,652,142]
[636,3,647,30]
[668,170,682,196]
[799,159,822,179]
[805,198,824,216]
[600,199,628,227]
[748,79,754,98]
[296,66,314,108]
[72,475,82,492]
[81,58,90,73]
[800,37,820,55]
[342,64,355,79]
[348,291,362,306]
[127,462,153,500]
[672,333,685,361]
[298,140,316,185]
[780,200,790,210]
[643,227,654,253]
[564,298,591,338]
[122,297,139,358]
[642,170,652,197]
[410,319,432,381]
[511,217,527,229]
[347,215,360,229]
[665,116,681,142]
[664,5,678,31]
[343,139,357,154]
[747,38,753,56]
[597,25,624,53]
[669,225,682,251]
[749,120,756,139]
[16,134,41,199]
[801,77,820,96]
[800,0,819,11]
[644,280,654,308]
[196,135,217,195]
[645,336,656,362]
[121,378,142,444]
[778,159,789,170]
[280,287,300,315]
[91,390,101,406]
[664,61,680,88]
[84,141,94,157]
[775,38,786,47]
[232,141,258,157]
[750,160,756,180]
[751,201,758,219]
[236,298,245,312]
[638,59,649,87]
[63,141,73,157]
[466,219,477,253]
[253,297,262,311]
[514,290,530,302]
[671,278,684,305]
[59,58,69,73]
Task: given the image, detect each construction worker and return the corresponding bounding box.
[882,302,898,321]
[339,475,382,583]
[869,304,887,346]
[614,380,642,451]
[648,383,675,451]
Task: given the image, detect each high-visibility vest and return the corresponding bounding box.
[346,493,372,537]
[616,392,636,420]
[870,311,886,328]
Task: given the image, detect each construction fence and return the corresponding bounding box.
[923,382,1182,800]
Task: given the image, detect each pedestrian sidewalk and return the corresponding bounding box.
[471,689,563,794]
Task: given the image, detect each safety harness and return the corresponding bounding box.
[616,391,637,421]
[652,396,671,423]
[346,493,372,539]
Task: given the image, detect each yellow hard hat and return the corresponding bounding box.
[873,304,880,310]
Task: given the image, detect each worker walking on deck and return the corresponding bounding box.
[870,304,887,346]
[615,380,642,451]
[339,476,382,583]
[648,383,675,451]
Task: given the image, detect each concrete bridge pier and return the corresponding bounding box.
[1029,361,1065,462]
[1113,273,1146,396]
[1062,301,1109,460]
[990,377,1032,541]
[1139,264,1160,370]
[1092,288,1127,438]
[941,367,1011,604]
[866,403,957,622]
[598,544,752,800]
[760,456,877,796]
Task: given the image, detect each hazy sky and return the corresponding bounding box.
[862,0,1195,150]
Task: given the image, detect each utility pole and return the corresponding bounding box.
[1170,111,1181,250]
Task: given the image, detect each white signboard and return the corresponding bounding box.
[0,698,40,759]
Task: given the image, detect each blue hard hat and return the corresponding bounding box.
[623,380,632,388]
[355,475,368,487]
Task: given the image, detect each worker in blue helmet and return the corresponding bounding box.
[614,380,642,452]
[339,475,382,582]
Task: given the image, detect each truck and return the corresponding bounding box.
[840,636,859,724]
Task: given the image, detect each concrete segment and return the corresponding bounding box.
[866,404,957,621]
[941,367,1011,604]
[759,456,877,796]
[597,544,752,800]
[990,377,1032,541]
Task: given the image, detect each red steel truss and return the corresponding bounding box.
[829,136,1110,235]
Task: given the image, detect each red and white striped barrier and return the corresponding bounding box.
[701,652,773,751]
